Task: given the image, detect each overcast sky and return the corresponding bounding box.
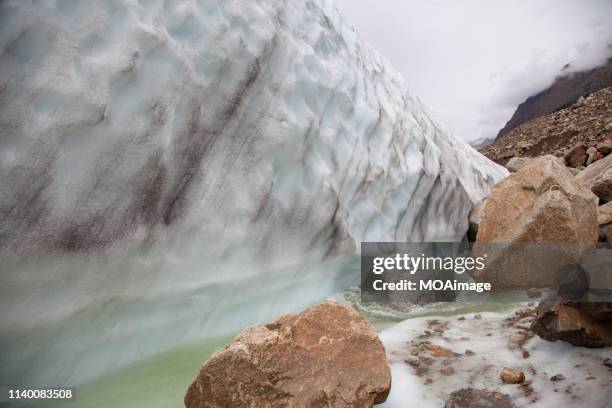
[336,0,612,145]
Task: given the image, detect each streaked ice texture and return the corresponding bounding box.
[0,0,507,387]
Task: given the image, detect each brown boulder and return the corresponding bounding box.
[564,144,587,168]
[565,301,612,323]
[185,302,391,408]
[575,153,612,203]
[499,368,525,384]
[530,297,612,348]
[444,388,515,408]
[473,155,599,288]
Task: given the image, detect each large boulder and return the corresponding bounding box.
[575,154,612,203]
[531,297,612,348]
[472,155,599,288]
[185,302,391,408]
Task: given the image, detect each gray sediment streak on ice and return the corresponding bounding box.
[0,0,506,255]
[0,0,507,387]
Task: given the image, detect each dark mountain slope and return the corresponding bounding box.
[496,58,612,140]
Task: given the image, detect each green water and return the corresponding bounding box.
[30,335,235,408]
[16,296,520,408]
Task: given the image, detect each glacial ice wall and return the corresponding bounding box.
[0,0,508,387]
[0,0,506,256]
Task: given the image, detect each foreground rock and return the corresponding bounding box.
[575,153,612,203]
[472,155,599,288]
[185,302,391,408]
[531,297,612,348]
[444,388,515,408]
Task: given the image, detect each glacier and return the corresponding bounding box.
[0,0,507,389]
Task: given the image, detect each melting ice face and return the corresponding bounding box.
[0,0,506,387]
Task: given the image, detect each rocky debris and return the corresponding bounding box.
[530,297,612,348]
[527,289,542,299]
[575,153,612,203]
[444,388,515,408]
[404,357,420,367]
[550,374,566,382]
[481,87,612,166]
[494,59,612,140]
[506,157,534,173]
[501,308,538,359]
[440,366,455,376]
[472,155,599,288]
[500,368,526,384]
[564,144,588,168]
[184,302,391,408]
[413,340,460,359]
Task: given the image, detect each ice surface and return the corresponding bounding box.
[0,0,506,255]
[380,306,612,408]
[0,0,507,387]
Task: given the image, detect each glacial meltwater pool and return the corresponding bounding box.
[23,301,522,408]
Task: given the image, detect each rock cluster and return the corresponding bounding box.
[481,87,612,168]
[185,302,391,408]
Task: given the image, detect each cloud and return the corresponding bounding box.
[335,0,612,144]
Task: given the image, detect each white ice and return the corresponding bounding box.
[380,305,612,408]
[0,0,507,387]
